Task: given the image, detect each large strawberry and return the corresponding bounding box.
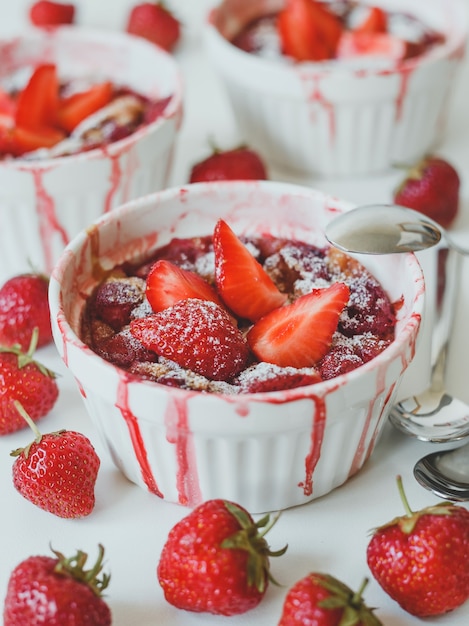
[0,272,53,350]
[366,475,469,617]
[189,145,268,182]
[3,544,111,625]
[278,573,382,625]
[247,282,350,368]
[126,2,181,52]
[29,0,76,27]
[213,219,286,322]
[0,330,58,435]
[11,404,100,518]
[130,298,249,381]
[157,499,286,615]
[393,155,461,228]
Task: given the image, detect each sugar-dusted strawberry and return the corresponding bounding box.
[213,219,286,322]
[355,6,387,33]
[57,81,113,133]
[157,499,286,615]
[3,544,111,626]
[247,282,350,368]
[0,331,58,435]
[278,573,382,625]
[130,298,249,381]
[238,363,322,393]
[0,272,53,350]
[189,145,268,182]
[15,63,60,130]
[367,475,469,617]
[29,0,76,27]
[277,0,343,62]
[146,259,223,312]
[11,403,100,518]
[91,275,146,331]
[126,2,181,52]
[393,155,461,228]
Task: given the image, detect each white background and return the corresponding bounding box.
[1,1,469,625]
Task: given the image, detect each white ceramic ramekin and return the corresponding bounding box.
[0,26,183,283]
[205,0,467,178]
[49,181,424,513]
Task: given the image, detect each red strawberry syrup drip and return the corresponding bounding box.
[103,151,122,214]
[394,64,414,121]
[299,395,327,496]
[299,70,336,141]
[116,372,164,497]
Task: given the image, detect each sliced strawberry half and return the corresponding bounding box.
[58,81,113,133]
[146,259,223,312]
[213,219,287,322]
[15,64,59,130]
[337,31,407,61]
[0,125,65,157]
[247,282,350,369]
[355,6,388,33]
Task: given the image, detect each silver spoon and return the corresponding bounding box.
[413,443,469,501]
[325,204,469,443]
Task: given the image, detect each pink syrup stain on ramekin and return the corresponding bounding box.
[299,395,327,497]
[103,151,123,214]
[298,70,336,142]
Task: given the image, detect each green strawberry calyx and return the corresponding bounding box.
[371,475,461,535]
[315,574,383,626]
[220,501,287,593]
[10,400,65,459]
[52,543,111,597]
[0,327,57,378]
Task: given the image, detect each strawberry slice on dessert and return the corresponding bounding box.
[247,282,350,368]
[146,259,224,313]
[15,64,60,130]
[58,81,113,133]
[337,31,407,61]
[355,6,388,33]
[213,219,287,322]
[0,125,65,157]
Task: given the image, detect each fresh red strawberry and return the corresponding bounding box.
[355,6,387,33]
[157,499,286,615]
[239,364,322,393]
[393,155,461,228]
[15,64,60,130]
[0,272,53,349]
[0,124,65,156]
[130,298,249,381]
[3,544,111,625]
[57,81,113,133]
[247,282,350,368]
[126,2,181,52]
[0,332,58,435]
[189,145,268,182]
[277,0,343,62]
[11,404,100,518]
[29,1,76,27]
[367,475,469,617]
[278,573,382,625]
[146,259,223,312]
[213,219,286,322]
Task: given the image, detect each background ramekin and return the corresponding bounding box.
[0,26,183,284]
[49,181,424,513]
[205,0,468,178]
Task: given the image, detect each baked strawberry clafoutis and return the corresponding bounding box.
[81,219,396,394]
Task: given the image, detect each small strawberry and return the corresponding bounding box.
[189,145,268,182]
[393,155,461,228]
[11,403,100,518]
[15,63,60,130]
[213,219,286,322]
[0,272,53,350]
[277,0,343,62]
[3,544,111,626]
[247,282,350,368]
[146,259,223,312]
[366,475,469,617]
[29,0,76,27]
[0,330,58,435]
[157,499,286,615]
[130,298,250,381]
[278,573,382,625]
[126,2,181,52]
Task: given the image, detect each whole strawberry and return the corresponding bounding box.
[11,404,100,518]
[367,475,469,617]
[157,499,286,615]
[0,272,53,350]
[189,145,268,182]
[0,330,58,435]
[126,2,181,52]
[3,544,111,625]
[29,0,76,26]
[393,155,460,228]
[278,573,382,625]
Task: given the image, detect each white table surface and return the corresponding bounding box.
[1,2,469,624]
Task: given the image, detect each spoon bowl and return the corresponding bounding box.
[414,443,469,501]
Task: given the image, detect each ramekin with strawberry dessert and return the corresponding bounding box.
[0,26,183,283]
[205,0,467,177]
[49,180,424,513]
